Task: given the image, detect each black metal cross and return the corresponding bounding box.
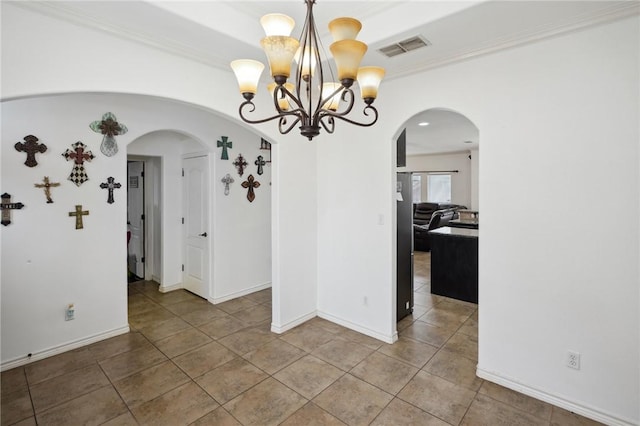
[217,136,233,160]
[255,155,266,175]
[69,205,89,229]
[100,177,122,204]
[15,135,47,167]
[233,154,248,176]
[1,193,25,226]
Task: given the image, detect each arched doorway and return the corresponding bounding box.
[127,130,211,296]
[395,108,479,328]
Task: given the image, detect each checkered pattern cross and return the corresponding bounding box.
[62,142,95,186]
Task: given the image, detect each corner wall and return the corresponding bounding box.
[317,15,639,425]
[1,2,316,349]
[0,93,272,367]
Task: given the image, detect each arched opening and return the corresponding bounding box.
[395,107,479,335]
[127,130,210,295]
[0,92,273,367]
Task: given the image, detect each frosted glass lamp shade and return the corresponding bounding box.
[268,82,295,110]
[230,59,265,94]
[261,36,300,78]
[328,17,362,41]
[330,40,367,81]
[260,13,295,36]
[294,46,317,79]
[357,66,385,100]
[321,82,343,111]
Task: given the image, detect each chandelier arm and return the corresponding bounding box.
[319,116,335,134]
[337,88,357,116]
[278,115,302,134]
[239,100,304,125]
[318,105,379,127]
[308,4,326,119]
[318,84,346,115]
[277,85,307,117]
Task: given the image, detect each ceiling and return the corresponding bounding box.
[405,109,479,156]
[12,0,638,154]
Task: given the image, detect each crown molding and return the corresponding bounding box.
[10,1,232,72]
[386,1,640,82]
[10,0,640,83]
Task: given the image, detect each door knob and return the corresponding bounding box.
[199,232,208,237]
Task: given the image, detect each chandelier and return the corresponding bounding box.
[230,0,385,141]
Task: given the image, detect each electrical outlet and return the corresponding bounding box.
[406,301,410,309]
[65,304,75,321]
[567,351,580,370]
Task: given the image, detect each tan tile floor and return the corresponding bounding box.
[1,251,603,425]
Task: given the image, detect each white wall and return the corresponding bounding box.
[1,97,129,366]
[1,93,272,366]
[317,124,396,342]
[1,1,317,340]
[317,15,639,425]
[270,135,318,333]
[212,132,272,302]
[401,151,473,208]
[2,3,638,423]
[129,128,272,300]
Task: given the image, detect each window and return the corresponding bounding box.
[427,174,451,203]
[412,174,422,203]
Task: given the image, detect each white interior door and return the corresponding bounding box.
[183,155,210,298]
[127,161,145,278]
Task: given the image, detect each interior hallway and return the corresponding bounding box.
[1,254,601,425]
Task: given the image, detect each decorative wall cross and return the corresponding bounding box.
[15,135,47,167]
[34,176,61,203]
[100,177,122,204]
[69,205,89,229]
[233,154,248,176]
[221,174,234,196]
[1,193,25,226]
[217,136,232,160]
[62,141,95,186]
[241,174,260,203]
[255,155,266,176]
[90,112,128,157]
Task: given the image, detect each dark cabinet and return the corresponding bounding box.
[430,227,478,304]
[397,172,414,320]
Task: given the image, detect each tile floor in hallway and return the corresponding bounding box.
[1,251,602,425]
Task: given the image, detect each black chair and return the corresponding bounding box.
[414,211,443,251]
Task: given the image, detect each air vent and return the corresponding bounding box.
[378,36,431,58]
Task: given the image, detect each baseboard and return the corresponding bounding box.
[159,282,183,293]
[1,325,130,372]
[476,367,637,426]
[317,310,398,344]
[271,310,317,334]
[209,282,272,304]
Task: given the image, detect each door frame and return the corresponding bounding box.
[182,152,213,299]
[127,155,161,283]
[127,160,146,279]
